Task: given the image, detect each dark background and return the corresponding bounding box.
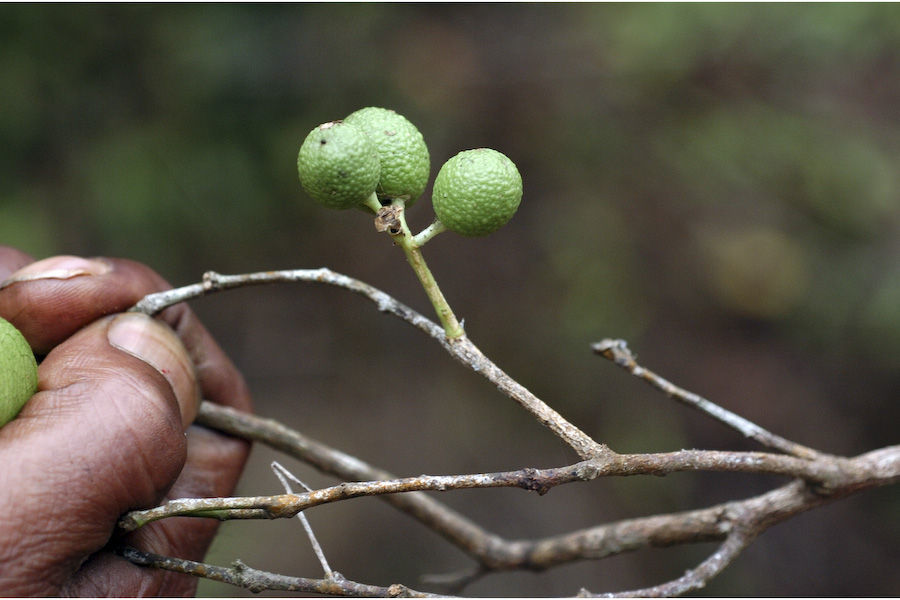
[2,4,898,596]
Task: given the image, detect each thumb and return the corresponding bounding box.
[105,312,201,427]
[0,312,199,595]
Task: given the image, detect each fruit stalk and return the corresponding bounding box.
[411,220,447,247]
[388,203,464,339]
[401,240,464,339]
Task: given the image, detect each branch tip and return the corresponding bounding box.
[592,338,821,460]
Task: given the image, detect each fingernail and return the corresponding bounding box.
[107,312,200,427]
[1,256,112,290]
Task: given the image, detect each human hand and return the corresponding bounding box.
[0,247,252,596]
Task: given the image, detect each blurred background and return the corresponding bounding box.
[2,4,898,596]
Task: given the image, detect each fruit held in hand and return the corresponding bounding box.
[0,316,38,427]
[344,107,430,206]
[432,148,523,237]
[297,121,381,210]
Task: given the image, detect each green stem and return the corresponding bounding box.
[411,219,448,247]
[362,192,382,214]
[402,241,464,339]
[390,203,464,339]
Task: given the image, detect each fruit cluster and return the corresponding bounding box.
[297,107,523,238]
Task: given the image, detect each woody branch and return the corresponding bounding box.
[120,269,899,596]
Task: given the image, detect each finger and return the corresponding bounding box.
[1,255,151,354]
[61,426,252,596]
[0,313,197,595]
[106,312,201,425]
[0,255,252,414]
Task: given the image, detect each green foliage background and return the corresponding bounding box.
[2,4,898,595]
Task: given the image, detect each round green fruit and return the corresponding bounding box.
[297,121,381,210]
[432,148,523,237]
[344,107,430,206]
[0,316,38,428]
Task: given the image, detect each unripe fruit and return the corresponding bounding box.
[344,107,430,206]
[432,148,523,237]
[297,121,381,210]
[0,316,38,427]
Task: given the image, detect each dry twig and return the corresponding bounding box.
[122,408,886,532]
[115,546,439,597]
[132,269,604,459]
[117,269,899,596]
[592,339,822,459]
[118,401,899,595]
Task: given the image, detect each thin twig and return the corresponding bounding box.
[592,339,822,459]
[271,461,333,578]
[118,459,899,596]
[131,269,604,459]
[419,567,486,595]
[122,400,900,595]
[196,402,515,569]
[118,462,591,531]
[447,335,605,459]
[585,526,758,598]
[123,402,885,532]
[119,450,833,530]
[130,268,442,339]
[198,403,853,485]
[195,403,900,574]
[115,546,440,597]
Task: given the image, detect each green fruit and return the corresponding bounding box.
[297,121,381,210]
[432,148,523,237]
[0,316,38,427]
[344,107,430,206]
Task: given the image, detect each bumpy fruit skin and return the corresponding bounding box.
[432,148,523,237]
[297,121,381,210]
[344,107,430,206]
[0,316,38,427]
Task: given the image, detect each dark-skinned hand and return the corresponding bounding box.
[0,247,252,596]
